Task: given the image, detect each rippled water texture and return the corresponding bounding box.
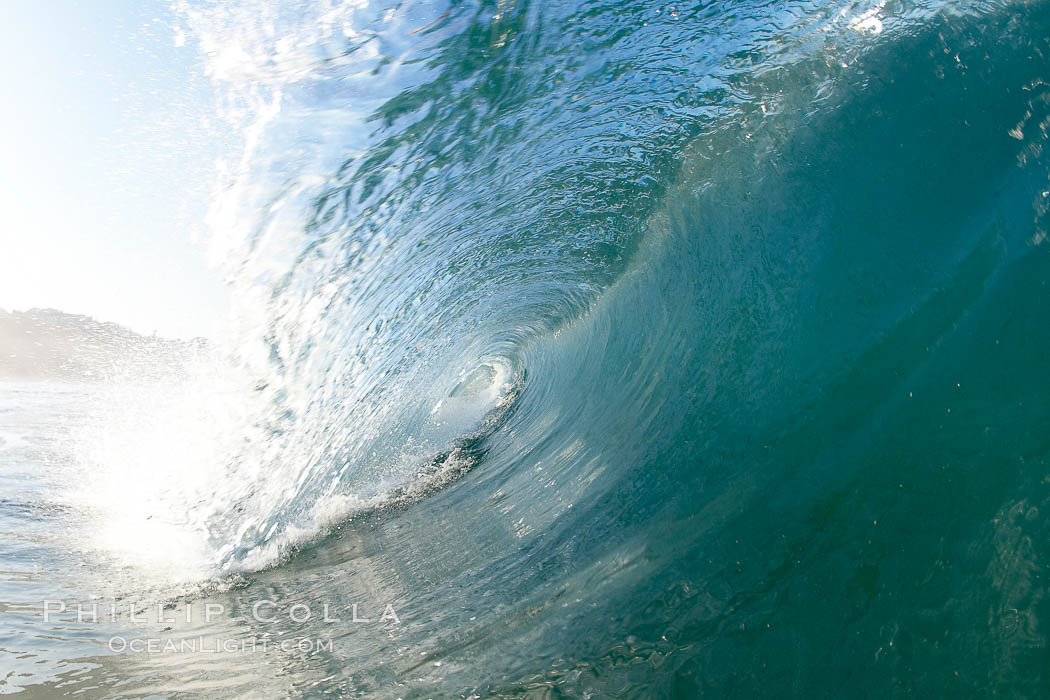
[4,0,1050,696]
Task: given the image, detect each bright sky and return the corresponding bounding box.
[0,0,230,339]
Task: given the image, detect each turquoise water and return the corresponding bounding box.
[4,0,1050,696]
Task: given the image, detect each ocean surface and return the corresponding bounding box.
[4,0,1050,696]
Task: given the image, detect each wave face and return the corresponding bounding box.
[50,0,1050,695]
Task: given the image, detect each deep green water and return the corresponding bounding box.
[4,0,1050,696]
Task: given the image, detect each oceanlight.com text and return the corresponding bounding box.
[107,635,335,654]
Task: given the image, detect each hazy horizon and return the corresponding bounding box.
[0,304,211,340]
